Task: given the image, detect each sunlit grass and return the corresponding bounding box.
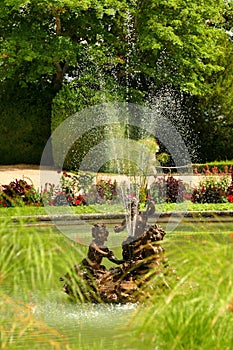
[121,234,233,350]
[1,216,233,349]
[0,202,232,218]
[156,201,233,212]
[0,204,125,217]
[0,219,91,349]
[0,219,87,296]
[0,294,71,350]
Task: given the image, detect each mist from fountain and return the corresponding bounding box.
[40,9,195,243]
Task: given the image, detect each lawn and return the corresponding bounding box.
[0,201,232,218]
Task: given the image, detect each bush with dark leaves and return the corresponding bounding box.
[150,176,186,203]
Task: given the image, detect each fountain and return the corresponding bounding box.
[39,10,194,305]
[39,97,194,304]
[60,199,168,303]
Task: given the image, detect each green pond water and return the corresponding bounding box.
[1,217,233,349]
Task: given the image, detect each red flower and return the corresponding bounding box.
[227,195,233,203]
[73,194,86,206]
[184,193,192,200]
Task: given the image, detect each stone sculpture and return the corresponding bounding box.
[61,199,169,303]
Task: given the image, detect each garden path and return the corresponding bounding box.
[0,164,213,191]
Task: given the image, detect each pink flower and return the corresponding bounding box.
[212,166,218,174]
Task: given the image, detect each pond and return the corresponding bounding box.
[1,216,233,349]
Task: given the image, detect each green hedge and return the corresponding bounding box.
[0,81,54,165]
[51,77,126,171]
[192,160,233,174]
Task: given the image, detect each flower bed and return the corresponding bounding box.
[1,169,233,207]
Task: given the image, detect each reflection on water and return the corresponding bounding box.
[37,292,136,339]
[52,218,233,253]
[4,288,137,348]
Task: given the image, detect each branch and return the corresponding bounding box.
[53,61,69,89]
[55,14,61,36]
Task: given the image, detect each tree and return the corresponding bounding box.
[0,0,129,88]
[134,0,229,95]
[0,0,229,94]
[0,0,232,165]
[182,42,233,162]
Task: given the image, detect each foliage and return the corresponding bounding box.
[126,238,233,350]
[95,179,118,201]
[157,152,170,165]
[0,0,232,166]
[0,295,70,350]
[182,31,233,162]
[226,171,233,202]
[0,179,41,207]
[0,220,87,348]
[0,0,129,88]
[193,161,233,174]
[0,80,54,165]
[0,0,229,95]
[51,76,126,170]
[150,175,187,203]
[1,172,233,209]
[86,178,118,204]
[1,215,233,349]
[136,0,228,95]
[191,175,231,203]
[42,171,88,206]
[42,172,120,206]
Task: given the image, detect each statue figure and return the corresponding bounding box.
[81,223,124,271]
[114,197,155,237]
[114,198,157,261]
[61,199,169,304]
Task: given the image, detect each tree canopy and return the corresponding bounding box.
[0,0,232,164]
[0,0,230,94]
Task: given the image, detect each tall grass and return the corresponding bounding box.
[123,236,233,349]
[0,219,88,349]
[1,218,233,349]
[0,219,87,295]
[0,295,71,350]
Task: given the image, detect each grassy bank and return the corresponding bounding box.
[0,202,232,218]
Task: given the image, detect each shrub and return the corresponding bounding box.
[0,179,41,206]
[150,176,187,203]
[83,178,119,204]
[226,171,233,202]
[95,179,118,201]
[42,171,89,206]
[193,162,233,174]
[191,176,230,203]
